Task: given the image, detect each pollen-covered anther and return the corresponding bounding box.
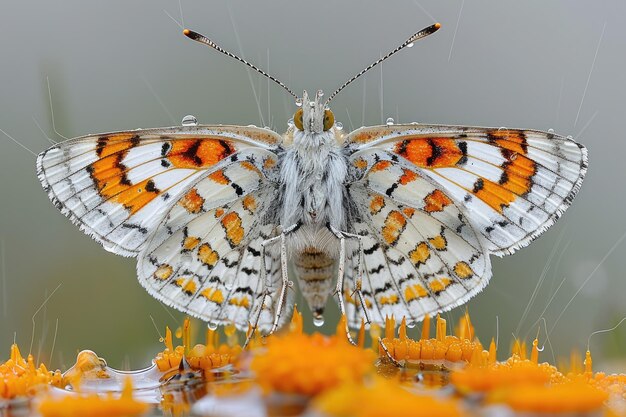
[154,318,241,373]
[0,344,63,399]
[378,313,484,365]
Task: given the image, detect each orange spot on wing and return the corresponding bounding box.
[221,212,244,246]
[352,132,377,143]
[429,235,447,250]
[89,136,159,213]
[399,169,419,185]
[240,161,260,173]
[405,284,428,302]
[95,134,137,157]
[198,243,219,267]
[208,170,230,184]
[489,130,528,155]
[500,154,536,195]
[168,138,235,169]
[201,288,224,304]
[175,278,197,296]
[154,264,173,280]
[263,157,276,169]
[380,294,399,305]
[424,189,452,213]
[112,179,160,214]
[370,195,385,215]
[409,242,430,267]
[242,195,257,213]
[454,262,474,279]
[215,208,225,218]
[428,277,452,294]
[395,138,464,168]
[183,236,201,250]
[402,207,416,218]
[179,188,204,214]
[353,157,368,169]
[381,211,406,245]
[474,179,517,213]
[371,160,392,172]
[229,297,250,309]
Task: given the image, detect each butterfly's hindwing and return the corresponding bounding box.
[345,175,489,327]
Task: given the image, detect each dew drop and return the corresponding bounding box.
[386,117,395,125]
[407,42,414,48]
[287,117,294,127]
[335,121,343,130]
[566,135,573,140]
[159,337,164,343]
[247,124,257,128]
[208,321,218,331]
[295,97,303,107]
[407,320,417,329]
[181,115,198,126]
[498,126,507,131]
[410,121,420,125]
[548,128,555,134]
[313,316,325,327]
[364,321,371,330]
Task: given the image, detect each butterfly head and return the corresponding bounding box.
[293,90,334,134]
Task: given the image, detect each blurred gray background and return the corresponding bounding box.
[1,0,625,371]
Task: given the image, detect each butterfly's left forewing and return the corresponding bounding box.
[37,125,280,256]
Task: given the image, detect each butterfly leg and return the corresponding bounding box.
[329,226,366,345]
[248,223,299,340]
[244,225,293,348]
[329,227,372,325]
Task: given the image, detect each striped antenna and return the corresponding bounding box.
[183,29,300,101]
[325,23,441,105]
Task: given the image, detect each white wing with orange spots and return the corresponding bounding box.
[342,124,586,327]
[137,195,291,331]
[347,125,587,256]
[37,125,281,257]
[344,174,490,327]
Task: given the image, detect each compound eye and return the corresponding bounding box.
[323,109,334,131]
[294,108,304,130]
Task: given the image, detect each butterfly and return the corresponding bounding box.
[36,23,587,339]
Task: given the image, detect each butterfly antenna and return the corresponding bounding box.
[183,29,300,101]
[325,23,441,105]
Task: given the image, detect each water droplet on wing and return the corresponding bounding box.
[208,321,218,331]
[181,115,198,126]
[386,117,395,125]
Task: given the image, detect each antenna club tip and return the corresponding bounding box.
[183,28,191,36]
[434,22,441,29]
